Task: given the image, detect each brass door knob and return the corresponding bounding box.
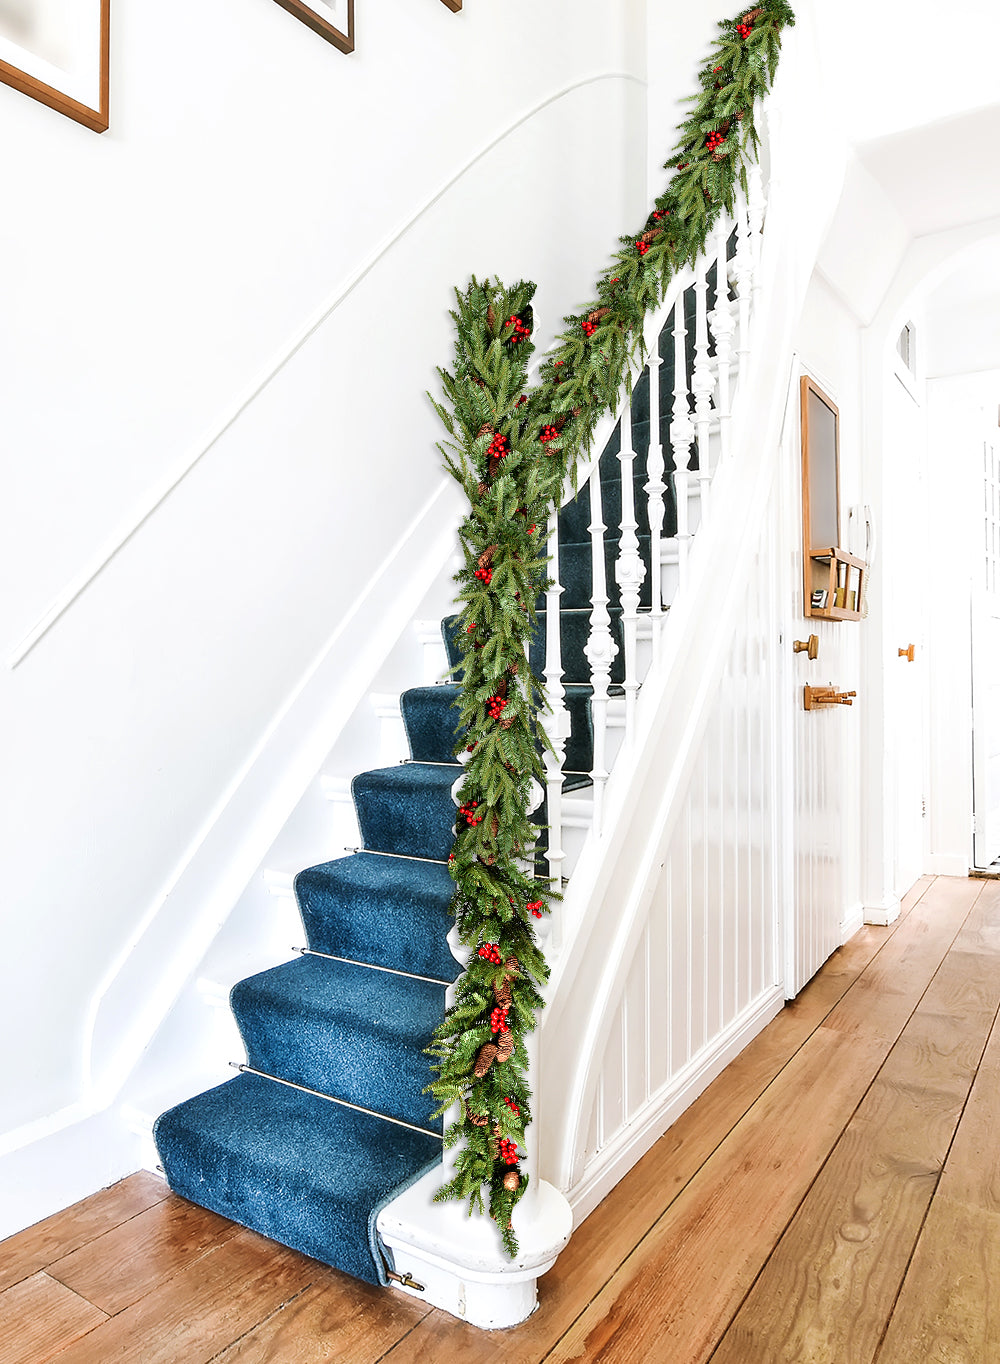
[794,635,819,660]
[898,644,915,662]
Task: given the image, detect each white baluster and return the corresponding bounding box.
[644,344,667,661]
[692,261,714,517]
[614,408,645,742]
[733,194,754,375]
[708,214,736,463]
[542,505,570,910]
[583,463,617,833]
[747,163,765,315]
[670,296,696,589]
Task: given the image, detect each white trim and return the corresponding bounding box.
[863,895,901,927]
[6,70,644,670]
[926,853,971,877]
[567,987,785,1227]
[840,901,865,944]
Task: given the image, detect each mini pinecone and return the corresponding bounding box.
[503,956,521,980]
[465,1105,489,1127]
[478,544,498,570]
[495,1029,516,1062]
[503,1170,521,1192]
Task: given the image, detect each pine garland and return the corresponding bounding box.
[427,2,796,1257]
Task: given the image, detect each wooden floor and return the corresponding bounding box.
[3,874,999,1363]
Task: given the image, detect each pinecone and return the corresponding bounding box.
[496,1029,516,1062]
[503,956,521,981]
[493,980,513,1009]
[474,1043,499,1077]
[503,1170,521,1192]
[478,545,498,571]
[486,304,496,331]
[499,716,515,730]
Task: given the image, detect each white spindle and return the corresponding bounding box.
[644,345,667,660]
[542,505,570,909]
[733,195,754,373]
[748,164,765,314]
[670,296,696,588]
[614,411,645,740]
[583,463,617,832]
[709,214,736,463]
[692,261,714,517]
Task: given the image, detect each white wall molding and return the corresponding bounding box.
[6,71,643,671]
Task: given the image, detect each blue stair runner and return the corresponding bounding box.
[153,269,733,1282]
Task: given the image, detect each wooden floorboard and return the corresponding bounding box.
[0,1273,107,1364]
[710,880,1000,1364]
[3,875,998,1364]
[0,1172,168,1294]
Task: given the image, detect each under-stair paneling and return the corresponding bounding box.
[577,503,784,1184]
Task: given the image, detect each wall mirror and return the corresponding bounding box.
[801,375,865,621]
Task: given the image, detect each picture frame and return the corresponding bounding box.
[273,0,460,53]
[0,0,109,132]
[272,0,355,53]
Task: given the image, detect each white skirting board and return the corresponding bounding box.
[566,985,785,1227]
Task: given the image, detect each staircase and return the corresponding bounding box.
[153,175,765,1303]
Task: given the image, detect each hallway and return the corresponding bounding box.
[1,874,996,1362]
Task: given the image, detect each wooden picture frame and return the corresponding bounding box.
[273,0,460,52]
[0,0,109,133]
[273,0,355,53]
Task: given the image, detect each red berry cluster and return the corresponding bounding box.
[677,161,689,170]
[706,130,724,152]
[477,942,502,964]
[491,1006,509,1033]
[487,695,507,720]
[539,425,559,444]
[581,317,598,338]
[486,431,510,461]
[515,394,528,407]
[713,64,723,72]
[651,209,669,221]
[505,314,531,345]
[528,523,536,534]
[466,620,476,633]
[504,1096,520,1116]
[459,800,482,826]
[526,899,544,918]
[498,1138,519,1164]
[474,566,492,586]
[636,239,650,257]
[736,19,753,38]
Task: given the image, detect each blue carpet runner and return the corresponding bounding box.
[153,272,729,1281]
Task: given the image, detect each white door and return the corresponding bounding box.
[972,435,1000,868]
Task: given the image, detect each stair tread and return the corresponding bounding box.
[295,853,459,982]
[231,955,446,1132]
[352,763,460,861]
[154,1071,439,1286]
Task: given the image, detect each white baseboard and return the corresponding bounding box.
[566,985,785,1226]
[0,1106,143,1242]
[926,854,970,877]
[840,901,865,943]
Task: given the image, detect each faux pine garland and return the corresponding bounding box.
[427,1,796,1256]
